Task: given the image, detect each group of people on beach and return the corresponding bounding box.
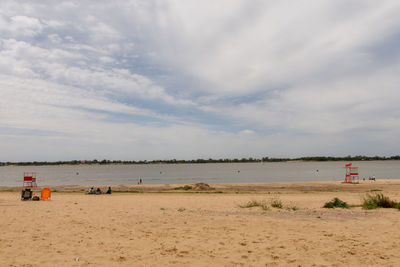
[87,179,143,194]
[362,175,376,181]
[88,186,112,194]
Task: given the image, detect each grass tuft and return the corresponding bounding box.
[323,198,349,209]
[270,198,283,209]
[370,189,382,192]
[239,200,269,210]
[174,185,192,190]
[362,193,397,209]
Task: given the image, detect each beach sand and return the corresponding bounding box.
[1,180,400,266]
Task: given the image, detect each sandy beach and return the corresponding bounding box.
[1,180,400,266]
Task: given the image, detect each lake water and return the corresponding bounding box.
[1,161,399,186]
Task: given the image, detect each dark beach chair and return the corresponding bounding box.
[21,188,33,201]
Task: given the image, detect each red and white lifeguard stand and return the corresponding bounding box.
[23,172,37,188]
[344,163,359,184]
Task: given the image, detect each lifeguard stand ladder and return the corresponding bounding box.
[344,163,359,184]
[23,172,37,188]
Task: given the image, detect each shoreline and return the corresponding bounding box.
[2,179,400,193]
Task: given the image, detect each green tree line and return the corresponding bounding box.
[1,155,400,166]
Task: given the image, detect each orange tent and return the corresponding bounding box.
[41,188,51,200]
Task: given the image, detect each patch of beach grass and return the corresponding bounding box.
[239,200,261,208]
[286,205,298,211]
[270,198,283,209]
[174,185,192,190]
[239,200,269,210]
[362,193,397,209]
[323,197,349,209]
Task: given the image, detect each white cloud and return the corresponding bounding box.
[135,1,400,96]
[0,14,43,37]
[1,0,400,160]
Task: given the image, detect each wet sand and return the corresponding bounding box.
[1,180,400,266]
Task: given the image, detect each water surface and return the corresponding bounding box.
[1,161,399,186]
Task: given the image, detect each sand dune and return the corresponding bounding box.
[1,181,400,266]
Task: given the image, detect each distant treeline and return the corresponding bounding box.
[1,155,400,166]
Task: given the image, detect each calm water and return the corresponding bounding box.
[1,161,400,186]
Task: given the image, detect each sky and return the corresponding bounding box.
[1,0,400,161]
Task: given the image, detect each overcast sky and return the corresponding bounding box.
[1,0,400,161]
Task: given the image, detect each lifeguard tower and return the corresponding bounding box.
[344,163,359,184]
[23,172,37,188]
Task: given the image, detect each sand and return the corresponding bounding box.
[1,180,400,266]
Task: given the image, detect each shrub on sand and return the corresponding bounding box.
[174,185,192,190]
[270,198,283,209]
[239,200,269,210]
[323,197,349,209]
[239,200,259,208]
[260,203,269,210]
[362,193,397,209]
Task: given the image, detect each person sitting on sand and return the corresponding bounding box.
[106,187,112,194]
[96,188,102,195]
[88,187,95,194]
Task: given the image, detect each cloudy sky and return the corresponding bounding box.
[1,0,400,161]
